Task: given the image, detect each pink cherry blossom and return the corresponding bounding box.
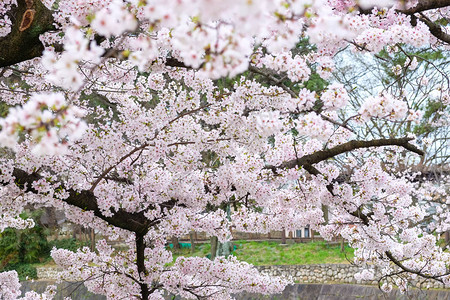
[0,0,449,299]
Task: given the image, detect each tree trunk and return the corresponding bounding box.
[281,229,286,244]
[136,234,149,300]
[46,207,58,228]
[171,236,180,249]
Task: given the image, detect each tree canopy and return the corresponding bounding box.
[0,0,449,299]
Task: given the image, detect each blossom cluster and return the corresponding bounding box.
[41,27,104,90]
[0,93,87,155]
[161,256,291,299]
[320,83,349,111]
[0,271,21,300]
[0,0,15,37]
[359,93,409,121]
[0,0,449,298]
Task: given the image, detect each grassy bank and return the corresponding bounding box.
[171,240,354,265]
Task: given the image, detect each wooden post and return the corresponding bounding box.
[210,236,218,260]
[189,231,195,253]
[90,228,95,251]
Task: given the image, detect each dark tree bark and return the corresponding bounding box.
[90,228,96,252]
[398,0,450,14]
[0,0,55,68]
[267,137,423,172]
[136,233,150,300]
[171,236,180,249]
[11,168,154,235]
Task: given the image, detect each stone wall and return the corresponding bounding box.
[36,264,447,289]
[256,264,446,289]
[36,266,63,280]
[257,264,375,285]
[36,265,363,283]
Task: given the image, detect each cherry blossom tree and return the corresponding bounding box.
[334,45,450,172]
[0,0,450,299]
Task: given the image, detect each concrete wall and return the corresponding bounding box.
[236,284,450,300]
[21,281,105,300]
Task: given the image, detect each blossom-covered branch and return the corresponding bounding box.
[269,137,424,171]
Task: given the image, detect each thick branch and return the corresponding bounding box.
[385,251,448,282]
[269,137,424,171]
[396,0,450,44]
[271,137,423,225]
[0,0,55,67]
[11,168,152,235]
[397,0,450,14]
[358,1,450,44]
[417,15,450,44]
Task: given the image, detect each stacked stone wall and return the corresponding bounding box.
[256,264,446,289]
[37,264,446,289]
[36,266,62,280]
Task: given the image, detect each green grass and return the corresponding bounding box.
[170,240,354,265]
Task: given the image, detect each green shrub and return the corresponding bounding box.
[50,238,88,252]
[0,211,50,280]
[0,212,50,267]
[0,228,21,267]
[3,263,38,281]
[0,211,94,281]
